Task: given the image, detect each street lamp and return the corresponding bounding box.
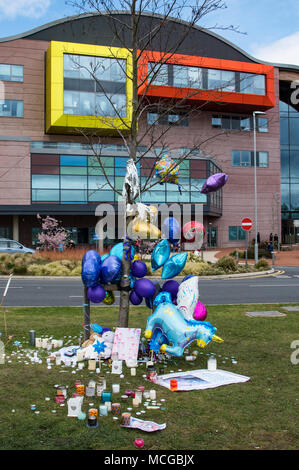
[253,110,266,265]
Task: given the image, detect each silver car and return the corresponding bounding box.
[0,238,35,254]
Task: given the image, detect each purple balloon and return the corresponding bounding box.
[131,260,147,278]
[134,278,156,299]
[200,173,228,194]
[193,301,207,321]
[101,255,122,283]
[87,285,106,304]
[101,327,112,334]
[162,280,180,301]
[130,290,143,306]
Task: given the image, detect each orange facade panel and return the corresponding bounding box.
[137,50,275,110]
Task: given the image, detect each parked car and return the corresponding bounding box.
[0,238,35,254]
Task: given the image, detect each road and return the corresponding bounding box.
[1,266,299,306]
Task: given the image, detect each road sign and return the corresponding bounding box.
[241,218,253,231]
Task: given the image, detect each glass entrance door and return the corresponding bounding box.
[207,226,218,248]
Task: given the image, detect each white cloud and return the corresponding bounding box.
[253,31,299,66]
[0,0,51,19]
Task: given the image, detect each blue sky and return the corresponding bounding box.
[0,0,299,65]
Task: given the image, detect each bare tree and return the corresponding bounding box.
[65,1,242,327]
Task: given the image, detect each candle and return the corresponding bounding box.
[29,330,36,347]
[112,384,120,394]
[78,362,84,370]
[111,403,121,416]
[135,390,142,404]
[149,390,156,400]
[132,398,139,407]
[207,357,217,371]
[76,350,84,362]
[170,379,178,391]
[88,359,96,371]
[35,338,41,348]
[101,392,112,403]
[99,405,108,416]
[130,368,136,376]
[106,402,112,412]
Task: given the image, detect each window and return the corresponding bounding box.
[63,53,127,117]
[0,100,23,117]
[232,150,269,168]
[240,73,266,95]
[0,64,23,82]
[147,111,189,127]
[212,115,268,132]
[208,69,235,91]
[229,226,246,241]
[0,227,12,239]
[173,65,203,89]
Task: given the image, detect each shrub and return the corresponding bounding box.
[215,255,237,273]
[255,258,270,270]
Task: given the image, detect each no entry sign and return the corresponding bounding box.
[241,218,253,231]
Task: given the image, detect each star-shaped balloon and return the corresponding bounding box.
[92,340,107,354]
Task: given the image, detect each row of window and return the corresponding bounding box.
[63,54,127,117]
[232,150,269,168]
[149,62,266,95]
[0,64,23,82]
[212,115,268,132]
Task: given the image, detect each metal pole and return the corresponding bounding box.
[83,286,90,342]
[253,112,258,265]
[245,231,248,269]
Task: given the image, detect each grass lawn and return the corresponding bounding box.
[0,304,298,451]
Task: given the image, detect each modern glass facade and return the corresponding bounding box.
[280,98,299,243]
[63,53,127,117]
[30,147,224,211]
[149,62,266,95]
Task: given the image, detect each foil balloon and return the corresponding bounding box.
[182,274,195,283]
[162,280,180,301]
[177,276,199,321]
[154,155,180,187]
[151,239,170,271]
[101,254,109,263]
[129,290,143,306]
[183,221,205,241]
[132,219,161,240]
[131,260,148,278]
[153,291,172,307]
[162,217,180,244]
[103,291,115,305]
[110,242,135,261]
[87,285,106,303]
[161,252,188,280]
[194,301,207,321]
[145,301,223,357]
[81,250,102,288]
[134,278,156,299]
[101,255,122,283]
[200,173,228,194]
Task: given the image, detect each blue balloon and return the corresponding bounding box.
[162,217,180,244]
[130,290,143,306]
[90,323,104,334]
[101,254,109,263]
[81,250,102,288]
[182,274,195,283]
[101,255,122,283]
[87,285,106,303]
[145,281,161,309]
[145,301,220,357]
[153,291,172,307]
[161,252,188,280]
[151,239,170,271]
[110,242,135,261]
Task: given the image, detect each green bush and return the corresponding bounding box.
[215,255,237,273]
[255,258,270,270]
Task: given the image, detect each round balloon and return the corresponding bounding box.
[110,242,135,261]
[162,280,180,301]
[145,281,161,309]
[134,278,156,299]
[81,250,102,288]
[101,255,122,283]
[194,301,207,321]
[183,221,205,241]
[182,274,195,283]
[131,260,147,278]
[87,285,106,303]
[103,291,115,305]
[162,217,180,244]
[130,290,143,306]
[151,239,170,271]
[161,252,188,280]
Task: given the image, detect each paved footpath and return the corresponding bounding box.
[213,247,299,267]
